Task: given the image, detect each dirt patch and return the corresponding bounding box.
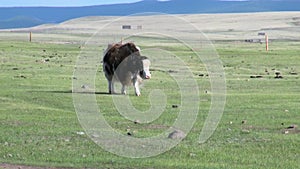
[146,124,169,129]
[0,163,75,169]
[282,129,300,134]
[241,124,299,135]
[241,125,270,132]
[282,125,300,134]
[291,22,300,26]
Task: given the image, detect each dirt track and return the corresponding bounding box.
[0,164,76,169]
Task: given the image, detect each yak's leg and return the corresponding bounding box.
[133,78,141,96]
[105,72,115,94]
[111,81,116,94]
[108,80,112,94]
[108,80,116,94]
[121,85,126,95]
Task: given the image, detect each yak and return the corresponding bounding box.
[102,42,151,96]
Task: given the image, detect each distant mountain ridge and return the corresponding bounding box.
[1,0,300,29]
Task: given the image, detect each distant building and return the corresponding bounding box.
[245,39,263,43]
[122,25,131,29]
[258,32,266,36]
[122,25,143,30]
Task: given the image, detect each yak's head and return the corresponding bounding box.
[139,56,151,79]
[111,43,151,81]
[126,54,151,80]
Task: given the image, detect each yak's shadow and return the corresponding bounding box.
[30,90,111,95]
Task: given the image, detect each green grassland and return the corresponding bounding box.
[0,12,300,169]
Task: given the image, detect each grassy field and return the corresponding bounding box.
[0,12,300,168]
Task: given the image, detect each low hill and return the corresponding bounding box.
[0,16,45,29]
[0,0,300,29]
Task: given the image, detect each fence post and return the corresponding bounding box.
[265,34,268,51]
[29,32,32,42]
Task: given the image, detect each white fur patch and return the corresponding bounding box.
[142,59,151,79]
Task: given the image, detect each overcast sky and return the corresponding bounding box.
[0,0,143,7]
